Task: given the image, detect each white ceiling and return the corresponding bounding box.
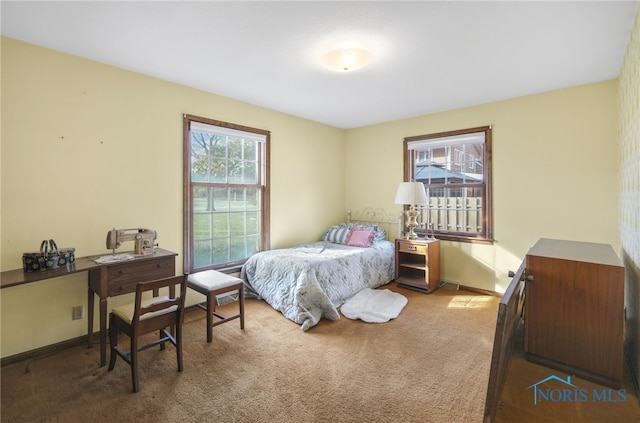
[2,1,638,129]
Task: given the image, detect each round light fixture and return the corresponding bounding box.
[320,48,374,72]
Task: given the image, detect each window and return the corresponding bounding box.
[403,126,492,243]
[183,114,270,273]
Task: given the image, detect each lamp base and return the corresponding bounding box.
[404,208,421,240]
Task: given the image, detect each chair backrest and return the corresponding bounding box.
[131,274,187,333]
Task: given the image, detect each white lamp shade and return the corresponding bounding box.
[394,182,427,205]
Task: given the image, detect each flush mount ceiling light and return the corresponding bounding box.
[320,48,374,72]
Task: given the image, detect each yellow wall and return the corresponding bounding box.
[346,80,619,293]
[618,6,640,395]
[0,37,345,357]
[0,34,623,358]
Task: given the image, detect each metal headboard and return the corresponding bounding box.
[346,208,403,240]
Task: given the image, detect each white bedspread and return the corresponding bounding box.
[241,240,395,331]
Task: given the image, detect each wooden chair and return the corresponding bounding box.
[107,274,187,393]
[187,270,245,342]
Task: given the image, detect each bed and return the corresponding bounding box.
[241,209,401,331]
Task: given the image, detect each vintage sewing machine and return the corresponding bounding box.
[106,228,158,256]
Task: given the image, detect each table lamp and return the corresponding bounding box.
[394,182,428,240]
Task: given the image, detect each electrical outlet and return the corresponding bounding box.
[72,305,83,320]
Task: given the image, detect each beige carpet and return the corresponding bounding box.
[1,284,499,422]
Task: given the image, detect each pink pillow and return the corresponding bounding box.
[345,228,375,248]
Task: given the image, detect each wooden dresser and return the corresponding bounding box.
[524,238,624,388]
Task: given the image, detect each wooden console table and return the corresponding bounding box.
[1,248,177,367]
[87,249,177,366]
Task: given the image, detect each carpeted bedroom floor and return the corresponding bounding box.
[1,284,499,422]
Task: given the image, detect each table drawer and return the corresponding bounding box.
[107,258,173,296]
[397,242,426,255]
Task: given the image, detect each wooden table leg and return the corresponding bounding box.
[87,287,94,348]
[99,297,108,367]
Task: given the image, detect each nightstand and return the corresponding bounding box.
[395,238,441,293]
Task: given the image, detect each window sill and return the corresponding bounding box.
[416,232,494,245]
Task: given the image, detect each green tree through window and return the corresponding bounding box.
[183,115,270,273]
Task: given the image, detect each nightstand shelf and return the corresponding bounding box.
[395,238,440,293]
[400,263,426,271]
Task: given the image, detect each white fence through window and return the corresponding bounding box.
[416,196,483,235]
